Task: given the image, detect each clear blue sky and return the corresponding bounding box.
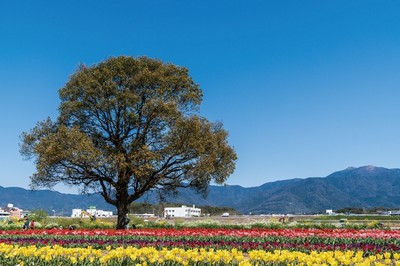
[1,1,400,193]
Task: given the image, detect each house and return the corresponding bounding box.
[164,205,201,218]
[388,210,400,216]
[4,204,29,218]
[71,206,113,218]
[326,209,335,215]
[0,208,10,221]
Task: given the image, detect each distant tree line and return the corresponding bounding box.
[335,207,397,214]
[128,202,238,216]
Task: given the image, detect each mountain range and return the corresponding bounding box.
[2,165,400,215]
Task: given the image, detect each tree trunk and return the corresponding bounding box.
[115,186,129,229]
[116,200,129,229]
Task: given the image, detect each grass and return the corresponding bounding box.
[2,214,400,230]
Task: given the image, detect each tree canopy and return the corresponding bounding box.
[20,56,237,229]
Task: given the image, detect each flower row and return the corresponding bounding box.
[3,227,400,239]
[1,233,399,254]
[2,227,400,255]
[1,243,400,266]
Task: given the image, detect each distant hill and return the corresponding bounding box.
[0,187,112,216]
[2,166,400,215]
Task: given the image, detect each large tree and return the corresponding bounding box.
[20,56,237,229]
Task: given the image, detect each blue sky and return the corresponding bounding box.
[1,1,400,193]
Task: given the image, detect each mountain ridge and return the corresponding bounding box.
[2,165,400,215]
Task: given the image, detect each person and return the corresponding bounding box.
[124,214,131,229]
[23,218,30,230]
[30,219,35,230]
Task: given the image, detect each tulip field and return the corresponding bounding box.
[1,227,400,265]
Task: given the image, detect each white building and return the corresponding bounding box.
[4,204,28,218]
[71,206,113,218]
[164,205,201,218]
[0,208,10,221]
[326,209,334,215]
[388,210,400,216]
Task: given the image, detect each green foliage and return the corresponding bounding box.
[128,216,145,227]
[343,223,368,230]
[187,219,220,228]
[199,205,239,216]
[335,207,366,214]
[47,217,82,228]
[173,218,186,228]
[31,222,43,229]
[315,214,400,221]
[248,222,284,229]
[142,220,172,229]
[44,222,60,229]
[83,221,114,229]
[128,202,160,215]
[335,207,400,215]
[318,223,337,229]
[0,222,23,230]
[367,220,384,229]
[0,214,399,230]
[28,209,48,223]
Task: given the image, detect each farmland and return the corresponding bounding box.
[2,216,400,265]
[157,214,400,230]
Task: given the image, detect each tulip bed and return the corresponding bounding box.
[1,228,400,265]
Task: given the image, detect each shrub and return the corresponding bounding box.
[44,223,60,229]
[28,209,48,223]
[145,220,173,229]
[129,217,145,227]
